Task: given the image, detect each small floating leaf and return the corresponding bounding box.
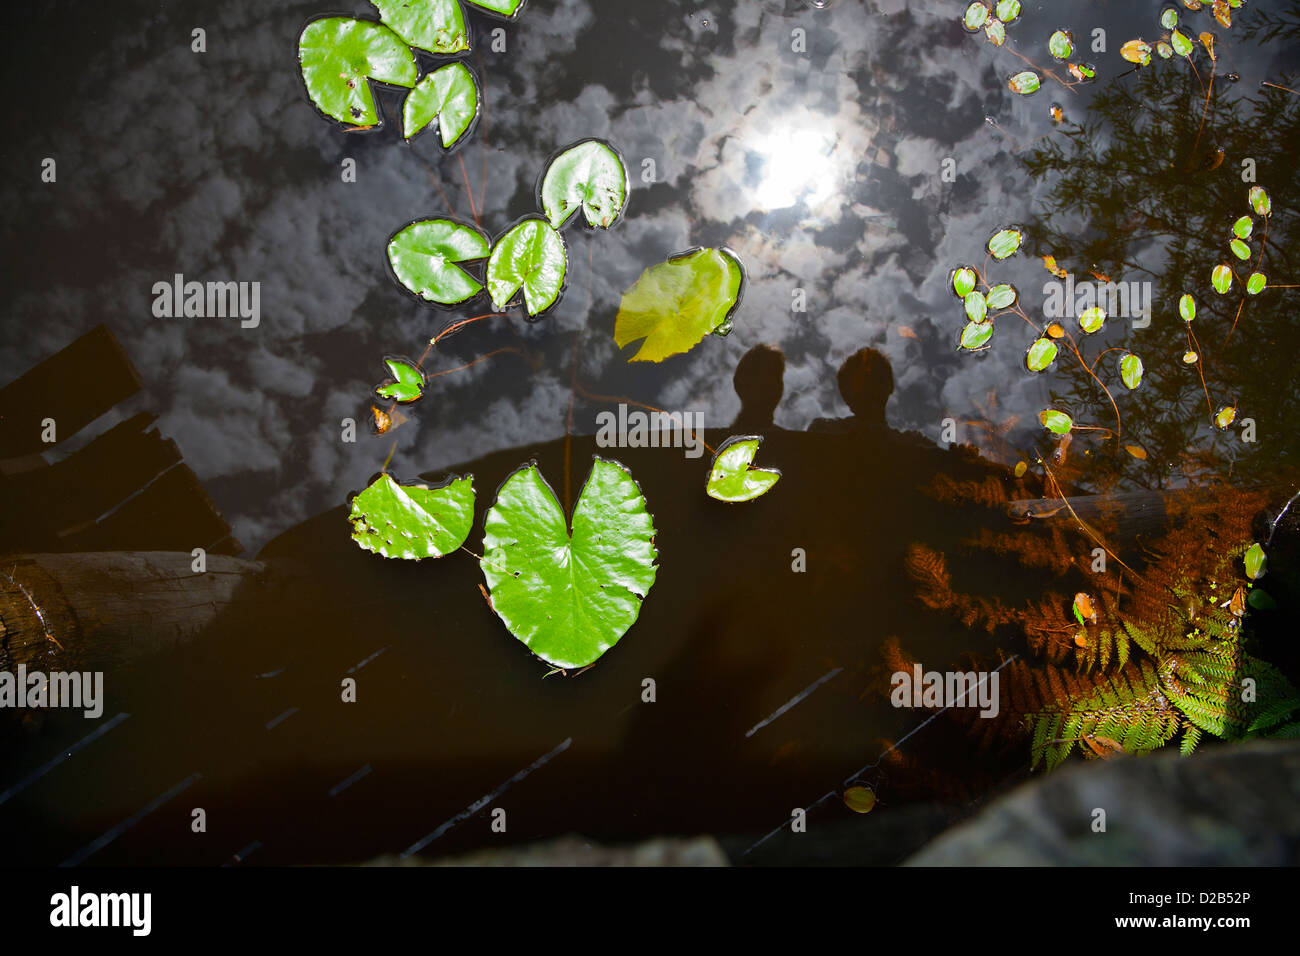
[1046,322,1065,338]
[706,436,781,503]
[1248,589,1277,611]
[1039,409,1073,434]
[1078,305,1106,333]
[487,218,568,315]
[1072,592,1097,624]
[1119,352,1144,390]
[1042,255,1068,279]
[963,2,990,30]
[540,140,629,230]
[1247,272,1267,295]
[960,321,993,350]
[986,283,1017,310]
[985,18,1006,45]
[1157,40,1174,58]
[1179,293,1196,322]
[615,248,745,362]
[298,17,418,127]
[463,0,524,15]
[1232,215,1254,240]
[1120,39,1152,65]
[1183,350,1199,364]
[1026,337,1058,372]
[1213,1,1232,28]
[349,473,475,560]
[964,291,988,322]
[372,0,469,55]
[1229,237,1251,260]
[995,0,1020,23]
[1160,6,1179,29]
[843,786,877,814]
[1067,62,1096,80]
[375,357,425,403]
[402,61,479,146]
[952,267,978,297]
[480,459,658,670]
[1170,29,1193,57]
[1248,186,1271,217]
[1014,460,1028,478]
[1214,405,1237,429]
[1211,263,1233,294]
[1125,444,1148,460]
[388,218,491,306]
[988,227,1023,259]
[1008,71,1041,95]
[1244,542,1266,580]
[1048,30,1073,59]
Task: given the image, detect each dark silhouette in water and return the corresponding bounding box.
[730,344,786,431]
[810,347,894,434]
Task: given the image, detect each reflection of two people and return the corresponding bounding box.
[730,342,896,434]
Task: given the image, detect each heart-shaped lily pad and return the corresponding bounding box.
[298,17,418,127]
[388,218,490,306]
[403,62,479,146]
[375,356,426,403]
[614,247,745,363]
[372,0,469,54]
[706,436,781,503]
[349,473,475,559]
[486,218,567,315]
[480,458,658,669]
[540,140,629,230]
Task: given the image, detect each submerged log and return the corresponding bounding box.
[0,552,267,670]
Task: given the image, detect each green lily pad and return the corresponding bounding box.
[349,472,475,559]
[1244,542,1266,580]
[1248,589,1278,611]
[372,0,468,55]
[540,140,629,230]
[964,291,988,323]
[1170,29,1193,57]
[1157,40,1174,58]
[843,786,877,813]
[486,218,567,315]
[1160,7,1179,29]
[463,0,524,17]
[995,0,1020,23]
[298,17,418,127]
[1179,293,1196,322]
[1008,71,1040,95]
[1232,215,1254,240]
[1048,30,1073,60]
[1079,305,1105,333]
[402,61,479,146]
[988,227,1023,259]
[706,436,781,503]
[1229,238,1251,261]
[1026,337,1058,372]
[1247,272,1267,295]
[614,248,745,363]
[985,18,1006,45]
[387,218,491,306]
[375,356,426,403]
[1039,409,1073,434]
[1248,186,1271,217]
[951,267,978,298]
[1211,264,1233,294]
[960,321,994,350]
[480,458,658,670]
[986,283,1017,310]
[963,2,990,30]
[1120,352,1144,390]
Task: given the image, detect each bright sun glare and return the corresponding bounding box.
[748,119,841,211]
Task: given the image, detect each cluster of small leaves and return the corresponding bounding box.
[948,231,1022,355]
[1122,1,1243,67]
[960,2,1098,95]
[297,1,524,142]
[1213,186,1271,297]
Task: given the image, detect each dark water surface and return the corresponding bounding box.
[2,0,1299,863]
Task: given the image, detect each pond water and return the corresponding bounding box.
[1,0,1298,864]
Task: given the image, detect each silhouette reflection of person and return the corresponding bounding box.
[730,344,786,431]
[810,347,894,434]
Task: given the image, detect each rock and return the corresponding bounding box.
[904,741,1300,866]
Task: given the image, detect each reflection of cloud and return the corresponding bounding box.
[3,0,1259,551]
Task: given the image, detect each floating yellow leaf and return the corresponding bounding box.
[1120,38,1152,65]
[1124,444,1148,460]
[1212,0,1231,28]
[1214,405,1237,429]
[1041,255,1068,279]
[1073,591,1097,624]
[843,786,877,814]
[1046,323,1065,338]
[1014,460,1028,478]
[1183,350,1198,364]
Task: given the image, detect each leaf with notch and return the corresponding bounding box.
[706,436,781,503]
[298,18,418,127]
[388,218,490,306]
[372,0,469,54]
[403,62,479,146]
[486,218,567,315]
[349,473,475,559]
[541,140,629,229]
